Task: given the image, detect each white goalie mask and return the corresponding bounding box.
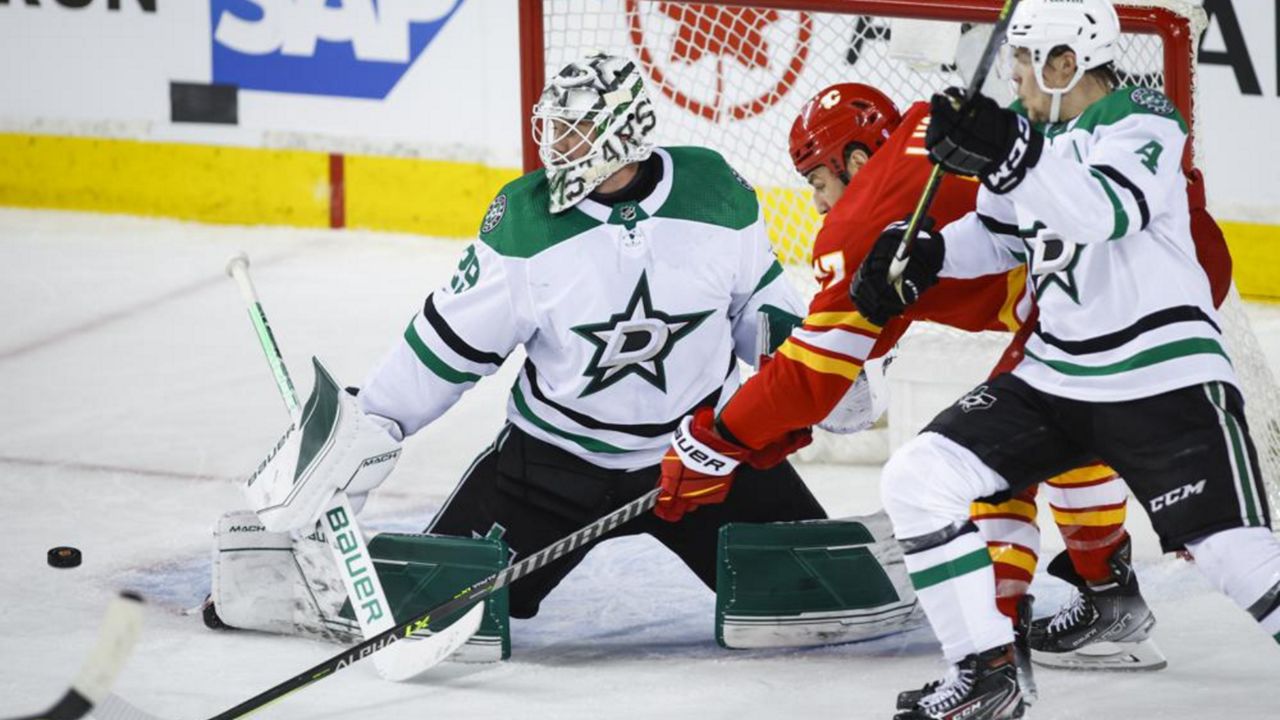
[1005,0,1121,122]
[532,53,657,213]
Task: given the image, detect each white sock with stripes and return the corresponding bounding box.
[904,528,1015,662]
[882,433,1017,662]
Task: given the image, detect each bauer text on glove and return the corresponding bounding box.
[654,408,811,522]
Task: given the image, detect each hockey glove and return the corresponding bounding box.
[850,219,944,326]
[655,407,811,522]
[925,87,1044,194]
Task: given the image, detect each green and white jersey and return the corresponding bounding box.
[359,147,803,469]
[940,87,1235,402]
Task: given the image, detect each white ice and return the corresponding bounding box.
[0,208,1277,720]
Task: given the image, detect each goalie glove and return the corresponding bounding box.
[244,358,403,533]
[655,407,811,522]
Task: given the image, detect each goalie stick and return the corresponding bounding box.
[225,253,480,681]
[887,0,1022,296]
[74,489,660,720]
[4,592,144,720]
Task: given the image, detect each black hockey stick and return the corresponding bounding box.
[89,488,660,720]
[887,0,1022,295]
[5,592,145,720]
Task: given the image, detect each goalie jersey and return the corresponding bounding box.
[940,87,1236,401]
[358,147,805,469]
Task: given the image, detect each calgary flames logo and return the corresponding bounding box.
[626,1,811,122]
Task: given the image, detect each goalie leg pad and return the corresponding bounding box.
[211,514,512,659]
[340,532,512,661]
[211,510,359,641]
[244,357,402,533]
[715,511,924,649]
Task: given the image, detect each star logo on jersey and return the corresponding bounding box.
[1023,224,1083,304]
[571,272,713,397]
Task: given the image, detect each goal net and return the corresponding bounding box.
[520,0,1280,518]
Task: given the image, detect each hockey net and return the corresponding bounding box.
[520,0,1280,516]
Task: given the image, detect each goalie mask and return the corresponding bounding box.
[532,53,657,213]
[789,83,901,183]
[1006,0,1121,122]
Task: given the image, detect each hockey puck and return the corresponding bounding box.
[47,546,82,568]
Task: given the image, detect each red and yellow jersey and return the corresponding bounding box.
[720,102,1029,448]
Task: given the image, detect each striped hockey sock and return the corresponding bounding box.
[904,523,1015,662]
[971,487,1040,621]
[1044,464,1128,583]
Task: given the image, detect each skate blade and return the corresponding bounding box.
[1031,638,1167,671]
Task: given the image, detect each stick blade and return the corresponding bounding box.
[374,603,485,682]
[2,592,145,720]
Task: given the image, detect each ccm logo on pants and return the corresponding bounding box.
[1150,479,1207,513]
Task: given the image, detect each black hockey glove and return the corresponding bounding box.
[925,87,1044,194]
[850,219,945,327]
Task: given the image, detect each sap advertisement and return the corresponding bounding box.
[0,0,523,166]
[0,0,1277,222]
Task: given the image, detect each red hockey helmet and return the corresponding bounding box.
[789,83,902,181]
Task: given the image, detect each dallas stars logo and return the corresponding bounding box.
[571,272,713,397]
[1023,224,1083,304]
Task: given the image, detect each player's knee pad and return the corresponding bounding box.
[1186,526,1280,633]
[881,432,1009,541]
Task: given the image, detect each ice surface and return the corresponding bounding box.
[1,209,1276,720]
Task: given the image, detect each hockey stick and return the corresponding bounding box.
[4,592,144,720]
[887,0,1022,295]
[224,253,478,681]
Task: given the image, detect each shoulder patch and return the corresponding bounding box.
[1129,87,1175,117]
[481,194,507,234]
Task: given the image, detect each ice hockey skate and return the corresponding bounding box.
[894,645,1025,720]
[1029,539,1166,671]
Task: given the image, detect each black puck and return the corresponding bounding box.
[48,546,82,568]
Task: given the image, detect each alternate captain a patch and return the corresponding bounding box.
[571,272,713,397]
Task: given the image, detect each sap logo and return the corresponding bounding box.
[1149,479,1207,513]
[211,0,465,99]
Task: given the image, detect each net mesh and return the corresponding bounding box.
[535,0,1280,517]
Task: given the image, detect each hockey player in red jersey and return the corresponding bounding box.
[652,81,1217,685]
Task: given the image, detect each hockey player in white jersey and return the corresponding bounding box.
[850,1,1280,718]
[215,52,837,644]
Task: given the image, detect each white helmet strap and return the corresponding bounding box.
[1032,49,1087,124]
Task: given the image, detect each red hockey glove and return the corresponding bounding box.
[654,408,812,522]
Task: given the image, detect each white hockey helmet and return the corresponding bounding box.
[532,52,656,213]
[1005,0,1121,122]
